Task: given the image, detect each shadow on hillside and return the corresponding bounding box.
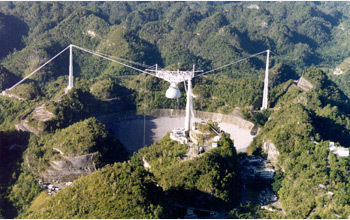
[166,188,230,214]
[0,13,28,59]
[313,115,350,147]
[321,80,350,114]
[0,130,30,218]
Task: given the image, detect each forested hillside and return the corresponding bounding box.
[20,133,240,219]
[248,67,350,218]
[0,1,350,106]
[133,133,241,209]
[21,162,177,219]
[0,1,350,219]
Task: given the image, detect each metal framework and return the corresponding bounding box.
[146,64,198,134]
[5,44,273,133]
[148,64,194,84]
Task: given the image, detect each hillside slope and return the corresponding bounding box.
[6,117,128,215]
[0,65,20,91]
[248,67,350,218]
[1,2,350,219]
[21,162,176,219]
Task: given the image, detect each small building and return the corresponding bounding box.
[246,155,263,164]
[212,143,218,148]
[213,136,221,142]
[329,142,349,157]
[255,168,275,180]
[47,184,54,191]
[170,128,187,144]
[329,142,337,153]
[337,147,349,157]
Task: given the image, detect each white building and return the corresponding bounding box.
[255,168,275,179]
[329,142,337,152]
[213,136,221,142]
[170,128,188,144]
[337,147,349,157]
[329,142,349,157]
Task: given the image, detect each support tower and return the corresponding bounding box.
[261,49,270,110]
[67,44,74,90]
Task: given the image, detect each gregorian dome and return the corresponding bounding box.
[165,83,181,99]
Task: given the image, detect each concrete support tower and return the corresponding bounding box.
[67,44,74,90]
[261,49,270,110]
[185,65,194,135]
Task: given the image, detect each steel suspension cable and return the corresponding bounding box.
[7,44,275,94]
[194,50,268,78]
[71,44,156,77]
[8,45,71,91]
[78,46,152,69]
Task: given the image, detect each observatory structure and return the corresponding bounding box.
[3,43,273,142]
[147,64,200,135]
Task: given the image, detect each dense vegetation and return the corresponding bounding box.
[40,87,110,131]
[0,1,350,219]
[21,132,241,218]
[21,162,176,219]
[133,133,241,210]
[247,67,350,218]
[0,2,349,112]
[0,64,20,91]
[0,96,33,131]
[8,83,41,100]
[0,131,30,218]
[24,117,128,175]
[228,203,281,219]
[0,11,27,59]
[3,118,128,217]
[328,57,350,97]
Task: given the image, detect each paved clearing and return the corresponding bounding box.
[217,122,255,152]
[108,116,255,154]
